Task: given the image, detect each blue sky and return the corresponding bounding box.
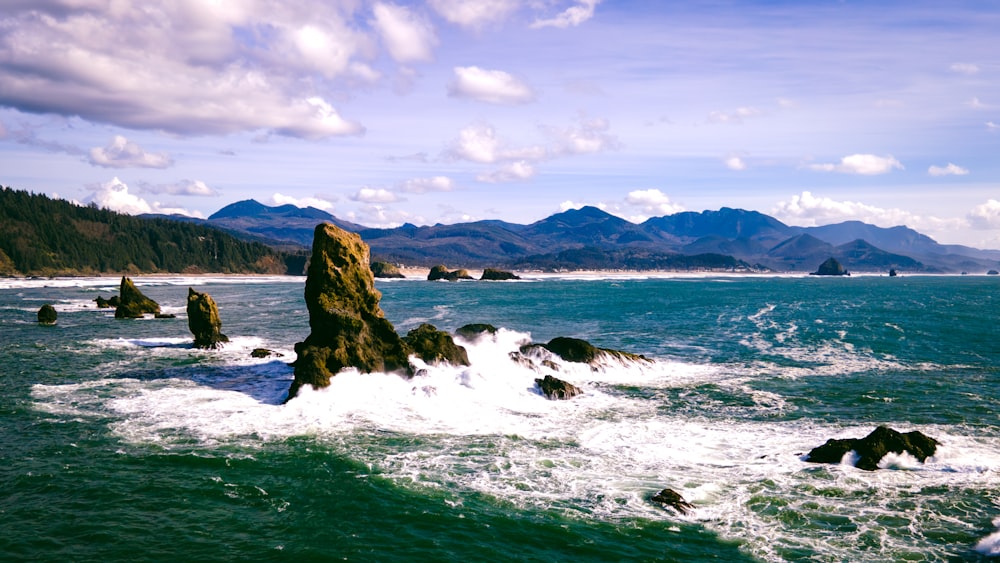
[2,0,999,248]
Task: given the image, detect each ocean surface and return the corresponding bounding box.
[2,273,999,562]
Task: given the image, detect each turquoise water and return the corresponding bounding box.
[2,274,999,561]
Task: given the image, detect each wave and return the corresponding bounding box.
[29,325,1000,562]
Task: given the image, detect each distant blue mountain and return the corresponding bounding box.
[197,199,1000,273]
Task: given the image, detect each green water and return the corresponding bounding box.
[2,275,999,561]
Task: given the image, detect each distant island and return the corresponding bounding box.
[3,187,1000,277]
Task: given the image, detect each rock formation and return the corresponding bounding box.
[428,265,474,281]
[535,374,583,400]
[811,257,850,276]
[94,295,118,308]
[371,261,405,279]
[455,323,498,341]
[543,336,650,365]
[805,426,939,471]
[288,223,411,401]
[251,348,282,358]
[115,276,161,319]
[480,268,520,281]
[403,323,470,366]
[187,288,229,349]
[651,488,694,515]
[37,304,57,325]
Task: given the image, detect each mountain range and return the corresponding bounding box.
[195,200,1000,274]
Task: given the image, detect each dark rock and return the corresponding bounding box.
[455,323,498,341]
[37,304,57,325]
[403,323,470,366]
[651,488,694,515]
[428,265,474,281]
[371,261,405,278]
[154,313,176,319]
[544,337,598,363]
[535,374,583,400]
[805,425,939,471]
[187,288,229,349]
[988,270,999,276]
[889,268,898,277]
[115,276,161,318]
[94,295,116,308]
[542,336,651,366]
[251,348,282,358]
[289,223,411,401]
[480,268,520,281]
[108,295,120,307]
[811,257,850,276]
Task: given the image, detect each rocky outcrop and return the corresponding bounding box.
[805,426,939,471]
[480,268,520,281]
[115,276,161,319]
[543,337,650,365]
[371,261,405,278]
[37,304,57,325]
[535,374,583,400]
[403,323,470,366]
[811,257,849,276]
[288,223,411,401]
[651,488,694,515]
[251,348,282,358]
[187,288,229,349]
[455,323,498,341]
[428,265,474,281]
[94,295,119,308]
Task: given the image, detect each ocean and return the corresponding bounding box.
[1,273,998,562]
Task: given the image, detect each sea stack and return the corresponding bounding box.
[187,288,229,349]
[288,223,411,400]
[37,304,57,325]
[811,257,850,276]
[805,426,939,471]
[115,276,161,318]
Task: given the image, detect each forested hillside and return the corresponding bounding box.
[0,187,295,276]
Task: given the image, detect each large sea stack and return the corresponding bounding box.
[187,288,229,349]
[288,224,411,400]
[115,276,161,318]
[811,257,850,276]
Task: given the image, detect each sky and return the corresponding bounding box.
[1,0,999,249]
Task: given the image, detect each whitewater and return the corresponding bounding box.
[3,274,999,561]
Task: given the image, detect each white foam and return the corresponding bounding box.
[976,518,1000,556]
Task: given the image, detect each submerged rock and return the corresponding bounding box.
[187,288,229,349]
[651,488,694,515]
[251,348,282,358]
[37,304,57,325]
[289,223,411,401]
[115,276,160,319]
[480,268,520,281]
[403,323,470,366]
[811,257,850,276]
[535,374,583,400]
[371,261,405,279]
[805,425,939,471]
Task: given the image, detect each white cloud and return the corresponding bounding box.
[625,189,684,217]
[987,121,999,131]
[371,2,438,63]
[928,163,969,177]
[968,199,1000,229]
[546,116,620,155]
[725,155,747,171]
[84,177,202,217]
[448,66,535,104]
[270,193,335,211]
[476,161,535,183]
[771,191,960,232]
[448,123,546,163]
[137,179,218,196]
[708,106,762,124]
[88,135,173,169]
[950,62,980,75]
[967,97,989,109]
[350,204,421,228]
[0,3,369,139]
[429,0,521,28]
[352,187,400,203]
[807,154,903,175]
[531,0,601,29]
[398,176,455,193]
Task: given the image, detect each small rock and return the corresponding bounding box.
[37,304,57,325]
[535,374,582,400]
[651,488,694,514]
